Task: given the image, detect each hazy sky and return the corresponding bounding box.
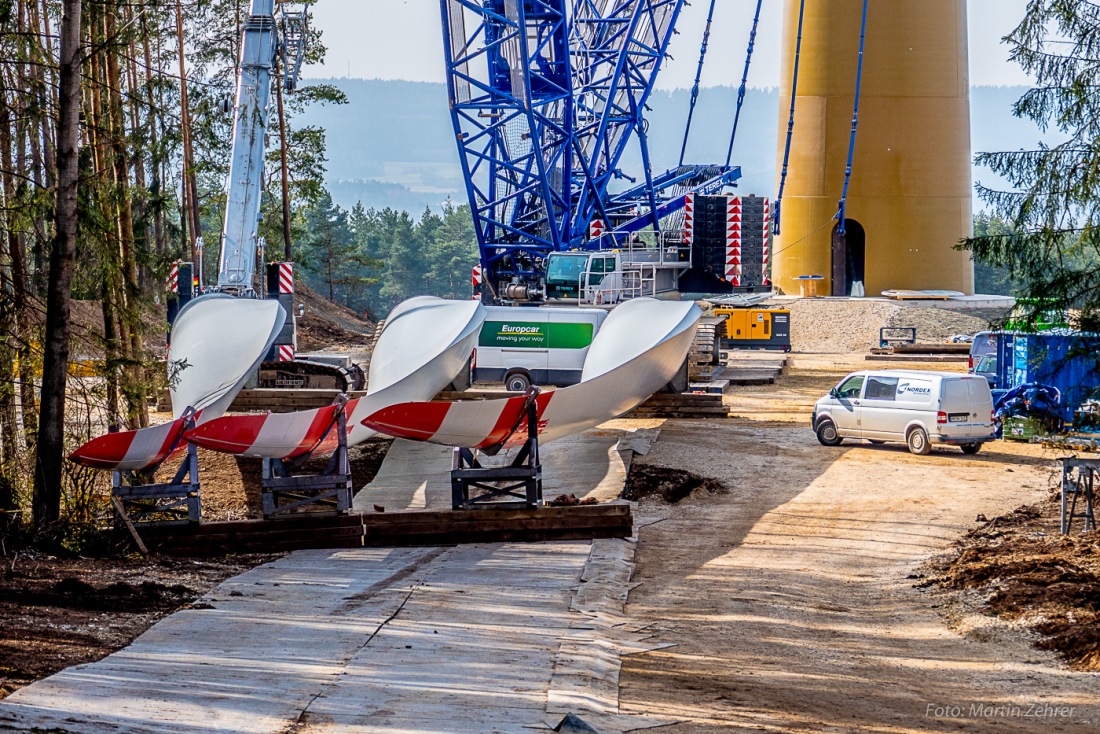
[303,0,1031,88]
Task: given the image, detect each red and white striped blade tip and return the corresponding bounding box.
[68,418,186,472]
[361,394,550,450]
[185,404,342,459]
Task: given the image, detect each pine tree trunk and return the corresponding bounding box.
[104,2,146,430]
[33,0,83,529]
[0,76,21,510]
[175,0,201,263]
[277,74,294,262]
[139,10,167,259]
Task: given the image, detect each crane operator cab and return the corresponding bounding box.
[545,251,626,304]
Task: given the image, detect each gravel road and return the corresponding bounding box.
[618,354,1098,733]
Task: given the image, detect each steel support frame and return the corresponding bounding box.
[451,396,543,509]
[261,407,353,518]
[1061,458,1097,534]
[112,441,200,526]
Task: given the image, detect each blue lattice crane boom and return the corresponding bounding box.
[440,0,741,301]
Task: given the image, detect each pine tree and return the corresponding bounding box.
[427,202,479,299]
[960,1,1100,330]
[296,193,380,304]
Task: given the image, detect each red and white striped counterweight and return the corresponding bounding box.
[761,198,772,286]
[683,193,695,245]
[725,197,743,287]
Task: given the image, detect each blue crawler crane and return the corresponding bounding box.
[440,0,743,304]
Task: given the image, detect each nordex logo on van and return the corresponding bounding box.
[898,381,932,396]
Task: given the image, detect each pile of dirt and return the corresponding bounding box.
[922,494,1100,670]
[887,306,999,343]
[295,281,376,354]
[622,464,728,504]
[0,552,274,698]
[778,297,1001,353]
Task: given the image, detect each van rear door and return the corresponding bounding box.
[941,377,994,437]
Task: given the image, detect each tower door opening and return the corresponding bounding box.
[831,219,866,296]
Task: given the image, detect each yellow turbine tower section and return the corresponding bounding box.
[772,0,974,296]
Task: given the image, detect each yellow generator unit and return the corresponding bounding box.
[716,308,791,352]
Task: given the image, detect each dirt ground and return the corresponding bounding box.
[0,437,392,701]
[619,353,1099,732]
[0,553,274,698]
[4,301,1098,729]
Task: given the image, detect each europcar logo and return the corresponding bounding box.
[500,325,542,334]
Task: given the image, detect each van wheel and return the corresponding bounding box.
[960,443,982,455]
[815,419,843,446]
[505,371,531,392]
[906,427,931,455]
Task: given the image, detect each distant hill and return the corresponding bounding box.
[297,79,1044,213]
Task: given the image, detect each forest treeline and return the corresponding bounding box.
[0,0,477,535]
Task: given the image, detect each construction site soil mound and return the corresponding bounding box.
[778,298,1002,353]
[294,281,376,354]
[923,493,1100,671]
[622,464,729,504]
[62,280,374,362]
[0,553,275,698]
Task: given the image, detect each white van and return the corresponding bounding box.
[472,306,608,391]
[811,370,996,455]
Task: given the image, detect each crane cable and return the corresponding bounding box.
[678,0,718,167]
[773,0,806,236]
[725,0,764,167]
[837,0,870,236]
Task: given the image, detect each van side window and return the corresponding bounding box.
[865,376,900,400]
[837,376,864,399]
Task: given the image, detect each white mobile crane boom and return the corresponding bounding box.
[218,0,308,292]
[169,0,363,391]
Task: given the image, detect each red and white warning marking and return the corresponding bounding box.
[166,262,179,293]
[683,193,695,245]
[588,219,606,241]
[725,197,742,286]
[277,344,294,362]
[277,262,294,294]
[471,265,483,300]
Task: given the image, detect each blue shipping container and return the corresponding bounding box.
[992,332,1100,423]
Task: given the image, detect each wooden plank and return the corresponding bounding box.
[865,354,969,363]
[151,525,366,547]
[111,496,149,556]
[359,504,630,525]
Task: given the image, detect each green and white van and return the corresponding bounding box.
[473,306,608,391]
